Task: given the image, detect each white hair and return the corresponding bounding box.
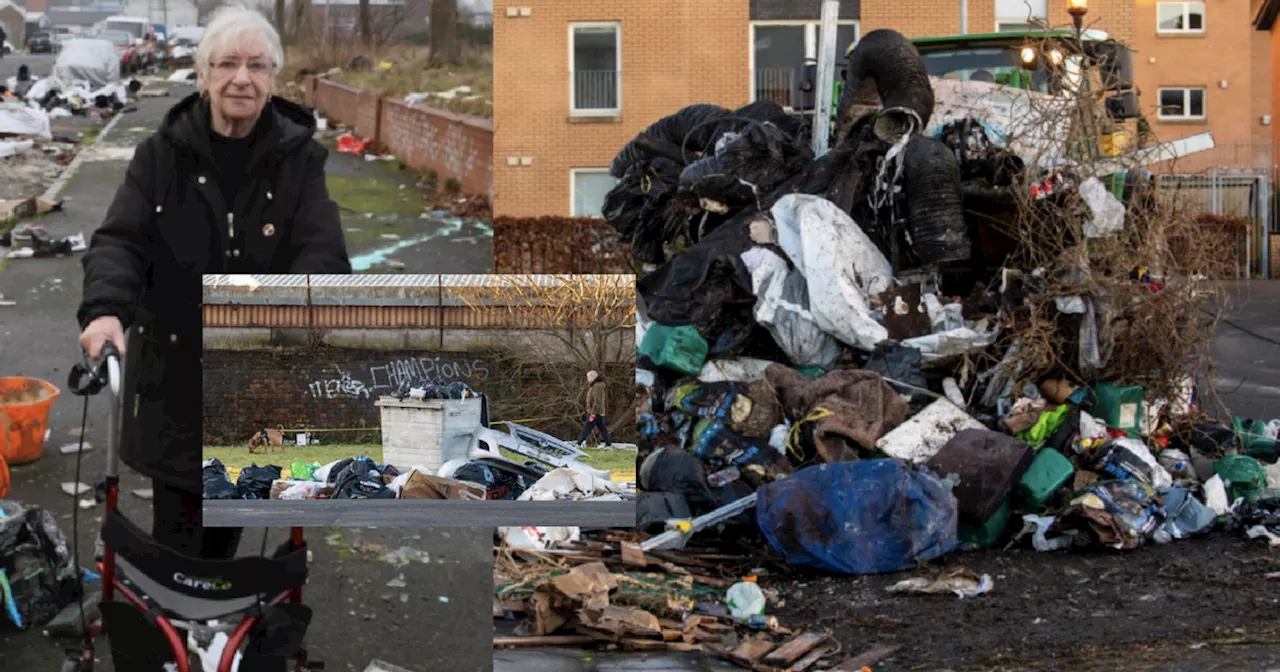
[196,4,285,77]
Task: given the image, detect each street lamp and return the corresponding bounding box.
[1067,0,1088,33]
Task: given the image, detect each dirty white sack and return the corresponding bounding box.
[0,105,52,140]
[1080,177,1126,238]
[876,398,986,463]
[499,526,580,551]
[698,358,775,384]
[277,481,325,500]
[740,246,839,369]
[517,467,622,501]
[771,194,892,351]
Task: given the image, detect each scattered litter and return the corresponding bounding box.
[385,574,406,588]
[380,547,431,568]
[887,569,994,598]
[131,489,154,500]
[60,482,91,497]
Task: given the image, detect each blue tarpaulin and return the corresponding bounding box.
[756,459,961,574]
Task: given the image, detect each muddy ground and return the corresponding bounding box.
[767,532,1280,671]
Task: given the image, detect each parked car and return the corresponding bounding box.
[99,30,141,75]
[27,31,60,54]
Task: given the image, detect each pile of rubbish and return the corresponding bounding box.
[0,222,84,259]
[0,501,83,632]
[391,377,478,402]
[201,454,629,503]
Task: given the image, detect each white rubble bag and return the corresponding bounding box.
[53,39,122,90]
[0,104,52,140]
[770,194,894,351]
[739,246,839,369]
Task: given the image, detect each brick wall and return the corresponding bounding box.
[492,0,751,218]
[306,78,495,197]
[1132,0,1261,147]
[749,0,860,20]
[1272,16,1280,144]
[202,347,492,445]
[202,346,636,444]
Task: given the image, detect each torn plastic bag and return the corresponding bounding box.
[1092,439,1173,489]
[637,213,757,327]
[765,364,909,463]
[52,38,122,89]
[453,461,537,501]
[639,448,717,513]
[1157,486,1216,540]
[740,246,839,369]
[688,418,783,478]
[330,459,393,500]
[902,325,997,360]
[771,194,893,351]
[863,342,926,390]
[236,464,282,500]
[756,460,960,575]
[202,459,239,500]
[697,358,775,384]
[603,158,687,264]
[1053,480,1163,550]
[1080,177,1126,238]
[0,502,81,630]
[926,429,1034,521]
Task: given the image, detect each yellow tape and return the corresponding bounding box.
[786,407,835,462]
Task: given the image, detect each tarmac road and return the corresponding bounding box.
[0,84,495,670]
[0,52,55,80]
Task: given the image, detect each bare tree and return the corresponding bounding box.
[453,275,637,442]
[429,0,460,65]
[291,0,311,45]
[358,0,372,46]
[275,0,287,43]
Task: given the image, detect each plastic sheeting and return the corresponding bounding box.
[740,246,839,369]
[0,105,51,141]
[53,39,122,89]
[756,460,960,575]
[771,195,893,351]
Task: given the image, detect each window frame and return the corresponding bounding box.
[748,19,861,110]
[568,21,622,117]
[569,167,617,219]
[1156,1,1206,35]
[1156,87,1207,121]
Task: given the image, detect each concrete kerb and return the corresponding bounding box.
[42,111,127,202]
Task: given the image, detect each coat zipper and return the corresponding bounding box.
[228,212,234,240]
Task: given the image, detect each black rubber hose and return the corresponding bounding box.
[610,104,731,177]
[836,29,935,145]
[902,136,970,266]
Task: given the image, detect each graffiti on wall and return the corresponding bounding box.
[305,357,489,400]
[306,366,372,400]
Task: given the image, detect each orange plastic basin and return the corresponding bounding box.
[0,377,61,466]
[0,454,8,498]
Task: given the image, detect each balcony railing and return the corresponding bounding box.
[755,67,797,109]
[573,70,619,112]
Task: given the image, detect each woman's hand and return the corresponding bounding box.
[80,316,126,359]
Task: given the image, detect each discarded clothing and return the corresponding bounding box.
[926,429,1034,521]
[1053,480,1164,550]
[756,460,960,575]
[765,364,908,464]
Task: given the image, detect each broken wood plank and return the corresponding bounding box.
[762,632,829,667]
[791,642,840,672]
[493,635,598,647]
[725,638,777,667]
[621,541,647,567]
[621,638,700,652]
[832,644,903,671]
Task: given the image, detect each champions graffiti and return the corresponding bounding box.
[307,357,490,400]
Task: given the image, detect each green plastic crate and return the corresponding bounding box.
[1016,448,1076,511]
[1214,455,1268,503]
[639,324,708,377]
[958,496,1013,549]
[1234,417,1278,464]
[1093,382,1144,436]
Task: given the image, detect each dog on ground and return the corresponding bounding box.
[249,425,286,454]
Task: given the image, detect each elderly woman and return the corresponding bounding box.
[76,4,350,559]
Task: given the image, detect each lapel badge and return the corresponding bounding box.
[262,223,276,237]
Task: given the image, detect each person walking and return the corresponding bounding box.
[0,24,7,59]
[577,370,613,448]
[77,4,350,562]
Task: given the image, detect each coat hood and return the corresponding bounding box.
[159,92,318,158]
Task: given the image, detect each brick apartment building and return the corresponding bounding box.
[493,0,1273,218]
[1255,0,1280,143]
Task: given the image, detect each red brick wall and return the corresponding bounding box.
[307,78,495,196]
[380,99,494,196]
[1273,19,1280,144]
[202,347,492,445]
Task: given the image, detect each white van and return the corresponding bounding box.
[102,16,150,44]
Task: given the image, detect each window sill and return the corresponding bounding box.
[568,113,623,124]
[1156,117,1207,124]
[1155,31,1206,38]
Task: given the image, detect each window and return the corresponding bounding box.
[569,22,620,115]
[1157,87,1205,120]
[996,0,1047,32]
[1157,2,1204,33]
[751,21,860,110]
[571,169,618,218]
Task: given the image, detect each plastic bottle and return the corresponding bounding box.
[1158,449,1195,481]
[708,466,741,488]
[725,581,766,622]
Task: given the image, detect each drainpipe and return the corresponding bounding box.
[960,0,969,34]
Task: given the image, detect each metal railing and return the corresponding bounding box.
[573,70,619,112]
[755,67,797,109]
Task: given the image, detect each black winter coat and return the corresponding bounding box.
[77,92,351,492]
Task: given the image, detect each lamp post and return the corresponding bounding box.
[1067,0,1088,34]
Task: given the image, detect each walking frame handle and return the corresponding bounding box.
[68,341,123,478]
